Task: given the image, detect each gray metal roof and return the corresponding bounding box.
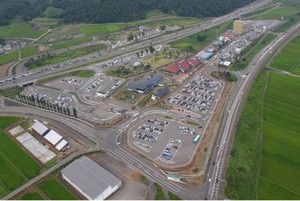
[61,156,121,199]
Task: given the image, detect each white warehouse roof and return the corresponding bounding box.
[61,156,122,200]
[31,120,48,136]
[55,139,69,151]
[44,130,63,146]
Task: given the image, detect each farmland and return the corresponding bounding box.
[270,36,300,74]
[226,70,300,199]
[38,179,77,200]
[0,116,42,198]
[252,6,299,20]
[21,46,38,59]
[0,51,18,66]
[18,178,78,200]
[170,21,232,53]
[51,38,92,50]
[0,23,46,39]
[25,43,106,69]
[80,16,203,36]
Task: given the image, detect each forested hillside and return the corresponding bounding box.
[0,0,256,25]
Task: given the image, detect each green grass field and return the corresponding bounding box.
[21,46,38,59]
[26,43,106,69]
[231,34,276,71]
[0,23,46,39]
[0,116,20,129]
[81,16,202,36]
[226,70,300,199]
[253,6,299,20]
[0,116,42,198]
[155,183,166,200]
[19,191,45,200]
[51,38,92,50]
[0,51,18,66]
[38,179,77,200]
[270,36,300,74]
[170,21,232,53]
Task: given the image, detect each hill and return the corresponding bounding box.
[0,0,256,26]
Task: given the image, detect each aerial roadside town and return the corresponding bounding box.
[0,0,299,200]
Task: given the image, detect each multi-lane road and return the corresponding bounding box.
[206,22,300,200]
[2,0,294,200]
[0,0,271,89]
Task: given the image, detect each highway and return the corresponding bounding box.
[206,22,300,200]
[1,0,289,199]
[0,0,271,89]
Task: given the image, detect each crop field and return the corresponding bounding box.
[18,178,78,200]
[0,23,46,39]
[19,190,45,200]
[253,6,299,20]
[26,43,106,69]
[51,37,92,50]
[0,51,18,66]
[270,36,300,74]
[80,23,129,36]
[38,179,77,200]
[225,71,300,199]
[231,34,276,71]
[21,46,38,59]
[0,116,20,129]
[81,16,203,36]
[0,116,41,198]
[170,21,232,53]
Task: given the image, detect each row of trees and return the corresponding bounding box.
[16,94,78,118]
[0,0,256,26]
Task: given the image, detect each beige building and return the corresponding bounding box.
[233,20,246,35]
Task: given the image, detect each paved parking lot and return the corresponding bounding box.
[21,85,118,122]
[127,115,203,167]
[169,75,223,120]
[45,73,125,101]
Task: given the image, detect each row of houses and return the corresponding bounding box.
[31,120,70,151]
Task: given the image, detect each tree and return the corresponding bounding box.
[0,38,5,46]
[197,34,207,42]
[127,34,134,41]
[149,46,155,53]
[73,108,78,118]
[160,25,166,31]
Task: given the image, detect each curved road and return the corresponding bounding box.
[206,22,300,200]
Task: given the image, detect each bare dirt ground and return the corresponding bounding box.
[89,152,149,200]
[0,62,14,77]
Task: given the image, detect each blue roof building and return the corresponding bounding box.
[127,75,163,94]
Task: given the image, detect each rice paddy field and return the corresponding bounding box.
[226,34,300,199]
[270,36,300,75]
[17,178,78,200]
[0,116,42,198]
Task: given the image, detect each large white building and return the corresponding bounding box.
[61,156,122,200]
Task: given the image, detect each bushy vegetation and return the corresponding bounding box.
[0,0,256,26]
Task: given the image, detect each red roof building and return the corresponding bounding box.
[187,58,203,67]
[164,63,180,73]
[177,60,192,72]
